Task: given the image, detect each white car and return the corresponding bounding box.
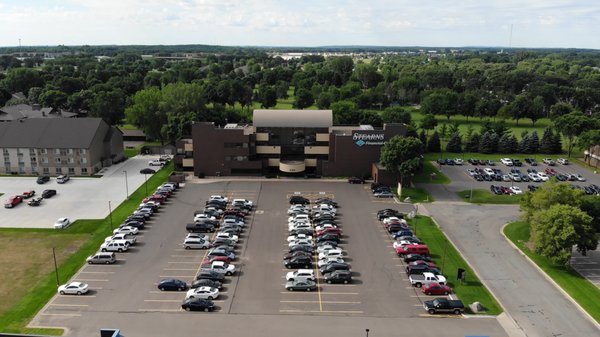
[287,233,312,243]
[113,226,139,235]
[232,198,253,207]
[100,240,129,252]
[105,233,136,245]
[317,257,345,268]
[140,201,160,209]
[383,217,406,225]
[315,223,338,232]
[392,240,416,250]
[58,282,89,295]
[483,168,495,176]
[528,172,542,182]
[183,238,211,249]
[318,248,343,260]
[500,158,513,166]
[222,218,244,227]
[317,244,338,254]
[215,232,238,243]
[509,173,521,182]
[286,269,315,282]
[288,223,313,232]
[185,286,219,300]
[194,214,216,222]
[502,174,511,182]
[454,158,464,165]
[537,172,550,181]
[186,233,209,240]
[510,186,523,195]
[543,158,555,166]
[54,217,71,229]
[288,239,314,248]
[289,214,311,223]
[574,174,586,182]
[557,158,569,165]
[209,195,228,202]
[148,159,164,166]
[201,261,236,275]
[466,169,476,176]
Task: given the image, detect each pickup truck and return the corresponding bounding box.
[423,298,465,315]
[409,272,447,288]
[105,233,137,246]
[200,261,236,276]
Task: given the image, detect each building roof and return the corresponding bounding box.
[0,118,107,149]
[118,128,146,137]
[253,110,333,128]
[0,104,77,121]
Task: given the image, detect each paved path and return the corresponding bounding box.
[420,201,600,337]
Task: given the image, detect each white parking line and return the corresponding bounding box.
[167,261,198,264]
[281,300,361,304]
[171,255,201,258]
[148,291,186,294]
[144,300,182,303]
[85,264,122,267]
[163,268,197,271]
[159,275,194,278]
[319,292,359,295]
[138,309,181,312]
[49,303,89,307]
[40,313,82,317]
[79,271,114,274]
[74,279,109,282]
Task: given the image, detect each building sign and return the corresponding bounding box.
[353,132,385,146]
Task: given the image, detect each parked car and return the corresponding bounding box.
[423,298,464,315]
[195,270,226,282]
[285,280,317,291]
[323,270,352,284]
[404,254,433,263]
[113,226,139,235]
[500,158,513,166]
[190,279,222,290]
[42,189,56,198]
[181,298,215,312]
[374,191,394,198]
[4,195,23,208]
[58,282,89,295]
[422,282,453,296]
[183,238,211,250]
[36,176,50,184]
[348,177,365,184]
[319,262,350,274]
[54,217,71,229]
[185,286,219,300]
[148,159,164,166]
[509,186,523,195]
[27,197,43,206]
[557,158,569,165]
[286,269,315,282]
[284,255,313,269]
[543,158,556,166]
[21,190,35,199]
[158,279,188,291]
[56,175,70,184]
[86,252,116,264]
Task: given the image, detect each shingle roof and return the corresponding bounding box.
[253,110,333,128]
[0,104,77,121]
[0,118,107,149]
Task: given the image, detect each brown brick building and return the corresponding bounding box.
[175,110,406,178]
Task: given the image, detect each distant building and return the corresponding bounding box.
[0,118,124,176]
[175,109,406,178]
[0,104,77,122]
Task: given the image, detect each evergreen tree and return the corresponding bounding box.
[540,127,555,154]
[446,132,463,153]
[479,131,493,153]
[489,132,500,153]
[405,123,419,138]
[438,123,448,139]
[493,120,509,137]
[530,131,540,153]
[480,119,493,135]
[508,134,519,153]
[427,131,441,153]
[419,130,427,148]
[464,124,474,143]
[466,132,481,153]
[520,134,532,153]
[552,131,563,154]
[498,133,512,154]
[448,121,460,136]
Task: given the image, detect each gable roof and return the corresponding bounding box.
[0,104,77,121]
[0,118,107,149]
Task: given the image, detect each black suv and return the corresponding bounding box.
[323,270,352,284]
[36,176,50,184]
[41,189,56,198]
[284,255,312,269]
[320,262,350,274]
[289,196,310,205]
[186,222,216,233]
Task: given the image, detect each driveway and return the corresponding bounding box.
[420,202,600,337]
[0,155,163,228]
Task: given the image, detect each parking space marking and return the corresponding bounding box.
[40,313,82,317]
[85,264,121,267]
[167,261,198,264]
[171,255,202,258]
[159,275,194,278]
[148,291,186,294]
[163,268,197,271]
[418,314,463,318]
[319,292,359,295]
[49,303,89,307]
[138,309,181,312]
[144,299,182,303]
[281,300,361,304]
[74,279,109,282]
[78,271,114,274]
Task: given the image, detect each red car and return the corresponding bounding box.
[421,282,453,296]
[21,190,35,199]
[317,227,342,237]
[545,168,557,176]
[202,255,231,265]
[143,194,166,204]
[4,195,23,208]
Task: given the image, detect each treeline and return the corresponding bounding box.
[0,48,599,147]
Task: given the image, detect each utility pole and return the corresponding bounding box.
[52,247,60,286]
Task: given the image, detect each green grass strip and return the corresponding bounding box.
[457,189,522,204]
[504,221,600,324]
[0,163,174,334]
[399,187,433,203]
[411,216,502,315]
[413,161,450,184]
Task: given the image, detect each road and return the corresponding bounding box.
[420,201,600,337]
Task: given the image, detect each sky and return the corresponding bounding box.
[0,0,599,49]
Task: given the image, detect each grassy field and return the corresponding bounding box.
[457,189,523,204]
[412,216,502,315]
[504,221,600,324]
[413,161,450,184]
[399,187,433,203]
[0,163,174,334]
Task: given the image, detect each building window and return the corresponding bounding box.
[29,148,35,155]
[55,149,60,155]
[55,158,61,164]
[68,149,74,155]
[68,158,75,164]
[79,149,86,155]
[43,167,49,174]
[4,164,10,172]
[30,156,37,163]
[56,167,62,174]
[19,166,25,173]
[39,148,47,154]
[31,165,37,173]
[80,158,87,164]
[60,149,68,156]
[41,157,48,164]
[2,149,8,155]
[81,168,88,174]
[68,167,75,174]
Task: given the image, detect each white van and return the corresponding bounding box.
[86,252,116,264]
[56,175,70,184]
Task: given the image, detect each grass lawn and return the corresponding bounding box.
[457,189,522,204]
[411,216,502,315]
[0,163,174,334]
[413,161,450,184]
[504,221,600,324]
[399,187,433,203]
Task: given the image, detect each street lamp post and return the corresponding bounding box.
[52,247,60,286]
[123,170,129,199]
[144,173,148,195]
[365,329,370,337]
[108,201,113,230]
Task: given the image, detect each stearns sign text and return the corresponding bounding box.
[353,132,385,146]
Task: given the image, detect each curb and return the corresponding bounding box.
[417,204,527,337]
[501,222,600,332]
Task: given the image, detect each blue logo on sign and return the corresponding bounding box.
[356,140,366,146]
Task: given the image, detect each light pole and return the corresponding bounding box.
[108,201,113,230]
[365,329,370,337]
[123,170,129,199]
[52,247,60,286]
[144,173,148,195]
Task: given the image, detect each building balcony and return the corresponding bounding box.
[280,160,305,173]
[182,158,194,167]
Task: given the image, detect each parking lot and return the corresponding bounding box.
[0,155,164,228]
[29,180,509,337]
